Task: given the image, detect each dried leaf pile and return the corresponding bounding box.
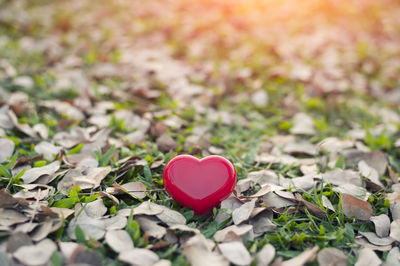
[0,0,400,265]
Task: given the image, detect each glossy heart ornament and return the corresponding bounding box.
[163,155,236,214]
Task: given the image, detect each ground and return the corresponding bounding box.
[0,0,400,265]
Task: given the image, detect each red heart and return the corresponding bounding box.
[163,155,236,215]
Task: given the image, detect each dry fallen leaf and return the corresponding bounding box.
[250,212,276,236]
[31,218,53,241]
[13,238,57,266]
[256,244,275,266]
[136,216,167,239]
[218,241,252,266]
[154,260,172,266]
[107,181,147,199]
[386,247,400,265]
[214,224,253,242]
[69,246,103,265]
[0,138,14,163]
[290,112,316,136]
[354,248,381,266]
[8,109,39,139]
[358,160,384,190]
[155,205,187,226]
[333,184,370,201]
[105,230,134,253]
[281,246,319,266]
[34,141,62,161]
[118,248,159,266]
[232,199,256,225]
[283,141,318,156]
[343,150,387,175]
[354,236,392,251]
[57,166,111,192]
[295,194,326,218]
[20,161,61,184]
[67,211,106,240]
[321,169,362,187]
[133,201,164,216]
[370,214,390,238]
[0,188,29,210]
[341,194,372,220]
[83,199,108,218]
[358,232,394,246]
[390,220,400,242]
[156,133,179,152]
[6,232,33,253]
[318,137,354,154]
[59,241,79,261]
[317,248,347,266]
[246,170,280,186]
[262,192,297,208]
[0,209,29,226]
[183,234,228,266]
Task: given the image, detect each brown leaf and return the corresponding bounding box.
[343,150,387,175]
[104,215,127,230]
[386,247,400,265]
[136,216,167,239]
[354,248,381,266]
[105,230,134,253]
[6,232,33,253]
[29,218,53,242]
[390,220,400,242]
[183,234,228,266]
[218,241,252,266]
[354,236,392,251]
[389,166,399,184]
[358,232,394,246]
[57,166,111,192]
[67,211,106,240]
[317,248,347,266]
[295,194,326,218]
[358,160,384,191]
[333,184,370,201]
[256,244,275,266]
[69,247,103,265]
[14,154,43,168]
[370,214,390,237]
[0,189,29,210]
[262,192,297,208]
[107,181,147,199]
[0,209,29,226]
[341,194,372,220]
[281,246,319,266]
[250,213,276,235]
[34,141,62,161]
[156,133,179,152]
[20,161,61,184]
[321,169,362,187]
[0,138,14,163]
[214,224,253,242]
[59,242,79,261]
[13,238,57,266]
[283,141,318,156]
[290,112,316,136]
[118,248,159,266]
[232,198,256,225]
[8,109,39,139]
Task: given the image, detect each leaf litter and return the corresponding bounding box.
[0,0,400,265]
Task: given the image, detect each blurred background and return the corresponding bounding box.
[0,0,399,146]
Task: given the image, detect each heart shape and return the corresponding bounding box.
[163,155,236,214]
